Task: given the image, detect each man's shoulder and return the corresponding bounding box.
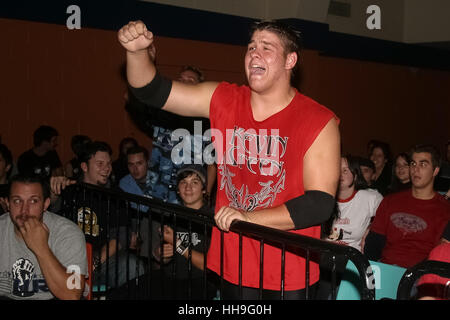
[434,193,450,211]
[17,149,34,160]
[44,210,76,226]
[293,91,336,117]
[0,212,10,225]
[44,211,83,236]
[119,174,134,188]
[212,82,249,100]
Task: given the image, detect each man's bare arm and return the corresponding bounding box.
[20,218,85,300]
[118,20,217,118]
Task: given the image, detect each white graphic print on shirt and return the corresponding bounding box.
[219,126,288,211]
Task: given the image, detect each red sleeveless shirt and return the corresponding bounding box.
[207,82,338,290]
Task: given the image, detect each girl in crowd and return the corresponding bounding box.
[317,155,383,299]
[369,141,392,195]
[387,152,412,194]
[328,155,383,251]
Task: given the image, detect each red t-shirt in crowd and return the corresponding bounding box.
[417,242,450,299]
[206,82,338,290]
[370,190,450,268]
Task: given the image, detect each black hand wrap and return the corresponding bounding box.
[128,71,172,109]
[285,190,336,230]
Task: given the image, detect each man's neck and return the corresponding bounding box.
[135,175,147,185]
[82,177,101,187]
[250,86,296,121]
[411,185,435,200]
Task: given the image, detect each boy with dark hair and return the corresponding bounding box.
[365,144,450,268]
[154,164,216,299]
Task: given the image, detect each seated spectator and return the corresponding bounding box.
[317,155,382,299]
[17,126,63,180]
[327,155,383,251]
[0,174,87,300]
[64,134,91,180]
[112,137,138,185]
[369,141,392,195]
[365,144,450,268]
[50,141,144,290]
[357,156,376,187]
[153,164,216,299]
[387,152,412,194]
[0,144,13,214]
[119,145,159,257]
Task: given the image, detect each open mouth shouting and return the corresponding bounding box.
[249,64,266,76]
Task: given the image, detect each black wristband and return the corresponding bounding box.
[129,72,172,109]
[285,190,335,230]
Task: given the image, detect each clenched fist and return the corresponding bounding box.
[118,20,154,53]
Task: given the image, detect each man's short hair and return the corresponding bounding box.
[33,125,58,147]
[0,143,13,171]
[180,65,205,83]
[79,141,112,165]
[9,174,50,200]
[126,145,149,161]
[409,144,441,169]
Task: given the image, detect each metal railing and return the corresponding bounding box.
[58,183,376,300]
[397,260,450,300]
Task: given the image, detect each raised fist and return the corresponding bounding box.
[118,20,154,53]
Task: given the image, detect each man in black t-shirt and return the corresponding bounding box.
[50,141,143,290]
[17,126,63,180]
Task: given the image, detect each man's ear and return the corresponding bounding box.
[285,52,298,70]
[80,162,88,173]
[433,166,440,177]
[44,197,51,211]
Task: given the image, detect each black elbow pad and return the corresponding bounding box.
[285,190,335,230]
[129,72,173,109]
